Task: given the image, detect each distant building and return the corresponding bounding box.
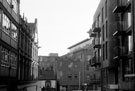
[38,54,59,80]
[57,38,94,91]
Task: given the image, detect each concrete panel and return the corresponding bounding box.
[1,31,10,45]
[12,11,19,23]
[2,0,12,14]
[10,39,17,49]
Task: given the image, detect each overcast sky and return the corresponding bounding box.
[20,0,100,56]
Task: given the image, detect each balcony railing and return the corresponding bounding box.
[113,30,126,36]
[113,46,132,60]
[91,62,101,67]
[113,21,131,36]
[92,27,101,33]
[91,56,101,67]
[90,33,96,37]
[93,44,101,49]
[113,6,126,13]
[113,0,131,13]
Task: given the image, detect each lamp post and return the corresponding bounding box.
[78,72,81,90]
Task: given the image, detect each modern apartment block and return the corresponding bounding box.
[57,39,94,91]
[0,0,20,91]
[113,0,135,90]
[89,0,135,91]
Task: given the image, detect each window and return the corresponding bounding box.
[123,34,133,54]
[96,51,98,63]
[124,59,133,75]
[11,23,18,40]
[122,5,131,30]
[0,8,2,24]
[103,44,105,61]
[99,32,102,44]
[106,21,108,38]
[99,49,101,57]
[128,35,133,52]
[97,14,101,27]
[2,13,10,34]
[105,1,107,18]
[123,34,134,78]
[74,74,78,79]
[1,47,9,67]
[12,0,18,14]
[102,7,104,23]
[102,25,104,41]
[106,42,108,59]
[9,52,17,69]
[68,74,72,79]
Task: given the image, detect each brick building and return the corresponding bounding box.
[38,54,59,90]
[57,39,94,91]
[89,0,135,91]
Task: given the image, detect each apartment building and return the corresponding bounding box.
[0,0,20,91]
[57,39,94,91]
[113,0,135,90]
[89,0,135,91]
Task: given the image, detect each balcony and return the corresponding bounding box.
[124,74,135,78]
[93,27,101,33]
[113,30,126,36]
[90,33,96,37]
[113,6,126,13]
[113,46,132,60]
[91,57,101,67]
[91,62,101,67]
[93,44,101,49]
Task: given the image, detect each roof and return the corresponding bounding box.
[68,38,90,49]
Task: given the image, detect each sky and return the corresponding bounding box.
[20,0,100,56]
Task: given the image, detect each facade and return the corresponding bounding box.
[89,0,135,91]
[0,0,39,91]
[38,54,59,91]
[38,54,59,80]
[29,19,39,80]
[113,0,135,90]
[0,0,20,91]
[57,39,94,91]
[17,17,39,90]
